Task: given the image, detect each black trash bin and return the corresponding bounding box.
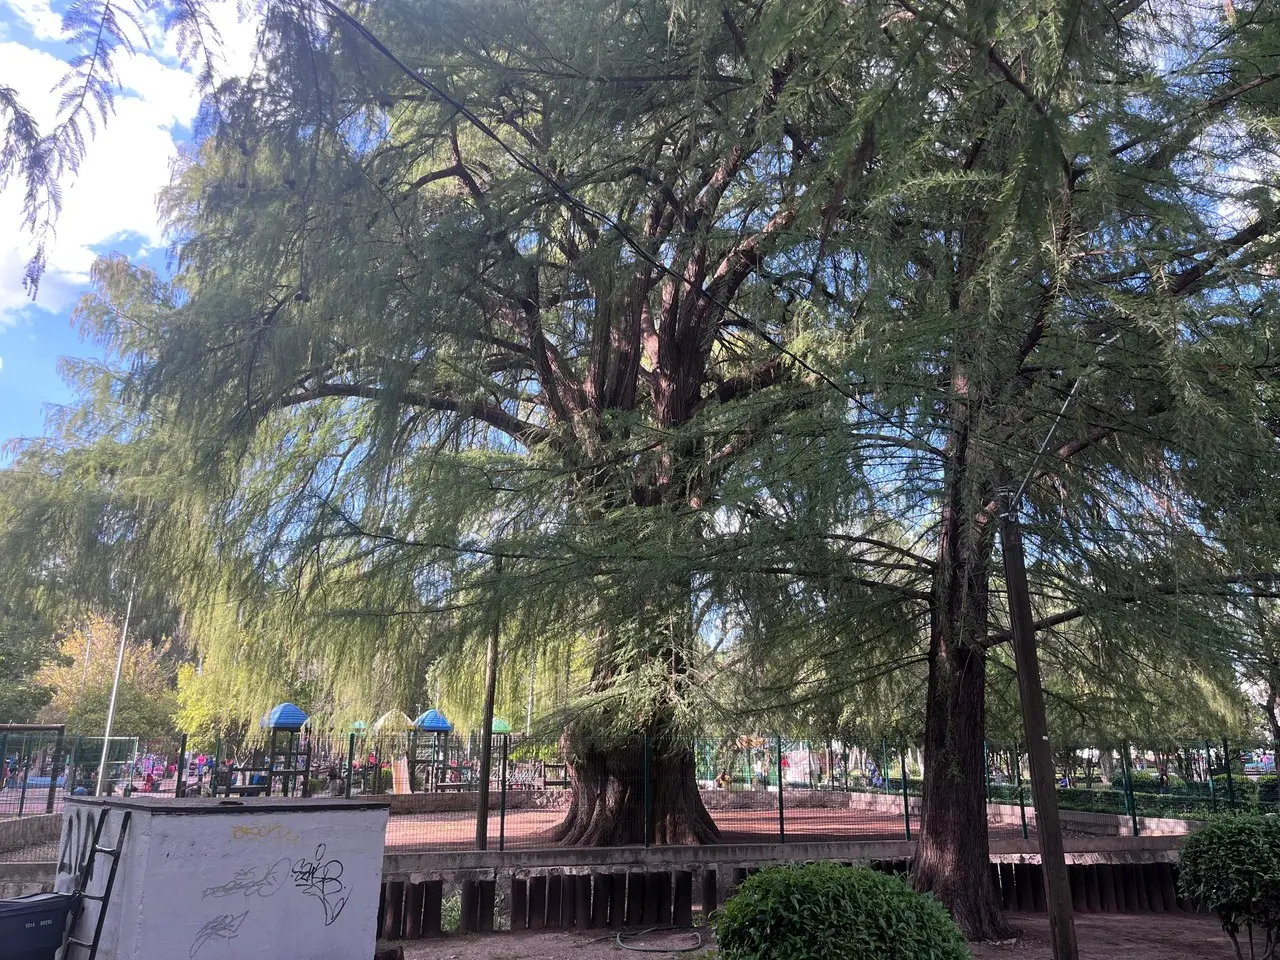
[0,892,80,960]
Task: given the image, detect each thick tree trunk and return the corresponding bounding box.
[552,736,720,845]
[914,437,1011,940]
[916,628,1009,939]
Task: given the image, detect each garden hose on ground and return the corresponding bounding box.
[614,925,705,953]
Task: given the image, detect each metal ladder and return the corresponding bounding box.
[64,808,131,960]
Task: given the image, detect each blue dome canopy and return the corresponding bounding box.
[414,709,452,732]
[263,702,309,730]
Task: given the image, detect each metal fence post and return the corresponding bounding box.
[1222,737,1236,808]
[1205,740,1217,811]
[408,730,418,794]
[900,744,911,841]
[880,737,889,795]
[68,736,83,795]
[46,729,65,813]
[1012,744,1028,839]
[983,739,991,803]
[0,734,7,795]
[499,733,509,851]
[1273,739,1280,812]
[17,737,30,816]
[777,735,786,844]
[642,732,652,848]
[175,734,188,798]
[345,734,356,798]
[1120,744,1139,836]
[211,732,222,798]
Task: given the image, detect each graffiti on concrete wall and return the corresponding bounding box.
[189,910,248,958]
[55,805,96,891]
[289,844,349,926]
[190,841,352,955]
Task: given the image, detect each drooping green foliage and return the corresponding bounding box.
[0,607,59,723]
[6,0,1280,934]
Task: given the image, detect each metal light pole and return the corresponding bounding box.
[95,586,135,796]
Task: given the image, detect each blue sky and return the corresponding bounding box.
[0,0,255,449]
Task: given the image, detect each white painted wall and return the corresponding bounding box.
[55,798,388,960]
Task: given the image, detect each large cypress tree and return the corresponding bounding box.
[9,0,1280,938]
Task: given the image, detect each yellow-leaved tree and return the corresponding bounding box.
[38,614,178,738]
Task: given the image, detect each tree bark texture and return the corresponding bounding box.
[552,736,720,846]
[914,419,1011,940]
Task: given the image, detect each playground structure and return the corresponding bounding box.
[208,701,314,797]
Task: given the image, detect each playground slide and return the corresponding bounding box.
[392,756,410,794]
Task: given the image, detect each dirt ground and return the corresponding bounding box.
[383,807,1039,851]
[395,913,1235,960]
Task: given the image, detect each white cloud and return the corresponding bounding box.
[1,0,62,41]
[0,0,259,325]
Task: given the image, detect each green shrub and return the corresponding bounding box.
[1178,816,1280,960]
[1255,775,1278,807]
[713,862,969,960]
[1129,771,1160,790]
[1213,774,1259,805]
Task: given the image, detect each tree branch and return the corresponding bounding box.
[274,382,549,446]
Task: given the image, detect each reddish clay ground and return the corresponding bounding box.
[397,912,1234,960]
[384,807,1036,851]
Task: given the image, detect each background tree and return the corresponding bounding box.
[0,608,59,723]
[37,614,179,737]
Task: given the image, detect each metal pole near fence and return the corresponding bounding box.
[211,732,222,798]
[1205,740,1217,811]
[1222,737,1236,808]
[175,734,187,797]
[900,744,911,841]
[68,736,82,795]
[1120,745,1139,836]
[499,733,509,852]
[16,742,31,814]
[642,732,652,848]
[17,737,30,816]
[983,739,991,803]
[1274,739,1279,812]
[1012,744,1028,839]
[345,734,356,799]
[46,729,64,813]
[777,736,785,844]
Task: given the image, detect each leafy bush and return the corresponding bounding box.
[1257,775,1278,807]
[713,862,969,960]
[1108,770,1190,792]
[1128,771,1160,790]
[1213,774,1259,805]
[1178,816,1280,960]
